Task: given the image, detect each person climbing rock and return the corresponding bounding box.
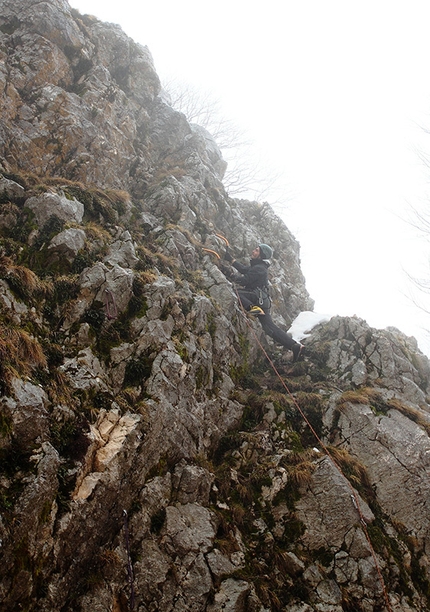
[223,243,304,361]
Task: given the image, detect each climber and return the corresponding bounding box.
[222,243,304,362]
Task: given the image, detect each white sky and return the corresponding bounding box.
[69,0,430,356]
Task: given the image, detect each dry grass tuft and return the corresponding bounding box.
[45,369,74,404]
[337,387,430,435]
[280,448,319,487]
[0,323,47,392]
[328,446,373,495]
[84,222,111,243]
[137,269,157,284]
[336,388,372,411]
[287,460,316,487]
[0,255,41,298]
[389,401,430,436]
[231,502,246,526]
[14,328,46,366]
[104,189,131,204]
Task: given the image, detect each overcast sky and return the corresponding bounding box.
[69,0,430,355]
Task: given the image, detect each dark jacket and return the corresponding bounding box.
[232,258,270,290]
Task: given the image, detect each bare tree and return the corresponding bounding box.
[404,204,430,312]
[162,77,248,151]
[162,77,292,209]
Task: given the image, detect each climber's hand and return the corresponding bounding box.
[219,263,233,278]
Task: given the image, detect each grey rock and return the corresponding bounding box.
[281,551,306,576]
[334,401,430,553]
[0,177,25,199]
[0,2,429,611]
[68,261,134,325]
[60,347,109,392]
[161,503,218,557]
[0,280,28,323]
[190,124,227,179]
[25,191,84,227]
[207,578,251,612]
[172,462,214,505]
[206,548,236,580]
[295,456,375,562]
[104,228,138,268]
[2,378,49,445]
[134,539,171,599]
[48,227,86,259]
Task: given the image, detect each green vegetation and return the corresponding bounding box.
[150,508,166,534]
[123,352,155,388]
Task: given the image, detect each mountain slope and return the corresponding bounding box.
[0,1,429,611]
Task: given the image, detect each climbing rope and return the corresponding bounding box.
[104,288,118,320]
[200,231,229,260]
[233,286,393,612]
[202,247,221,259]
[123,509,135,610]
[200,231,392,609]
[215,233,229,246]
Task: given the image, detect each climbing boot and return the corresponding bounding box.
[249,305,265,316]
[292,343,304,362]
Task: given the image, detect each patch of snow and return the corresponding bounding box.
[288,311,333,342]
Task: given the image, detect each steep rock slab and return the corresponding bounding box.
[333,401,430,554]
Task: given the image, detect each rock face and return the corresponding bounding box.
[0,1,429,611]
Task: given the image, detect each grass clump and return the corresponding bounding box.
[0,255,41,301]
[279,447,318,488]
[327,445,374,501]
[337,387,430,435]
[123,352,155,388]
[0,321,47,394]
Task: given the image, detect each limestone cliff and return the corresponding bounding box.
[0,2,429,611]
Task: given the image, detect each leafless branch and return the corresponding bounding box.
[161,77,291,209]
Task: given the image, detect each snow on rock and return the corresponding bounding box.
[288,311,333,342]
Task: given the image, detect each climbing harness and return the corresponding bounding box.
[104,288,118,320]
[256,286,271,309]
[233,286,394,612]
[123,509,135,610]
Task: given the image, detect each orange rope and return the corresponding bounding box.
[234,290,393,612]
[202,248,221,259]
[201,234,229,260]
[215,233,230,246]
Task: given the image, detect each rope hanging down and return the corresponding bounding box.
[200,231,392,610]
[123,510,135,610]
[234,287,393,612]
[104,288,118,320]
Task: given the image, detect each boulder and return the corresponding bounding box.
[25,191,84,227]
[48,227,86,260]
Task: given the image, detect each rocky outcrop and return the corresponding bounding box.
[0,0,225,201]
[0,1,429,611]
